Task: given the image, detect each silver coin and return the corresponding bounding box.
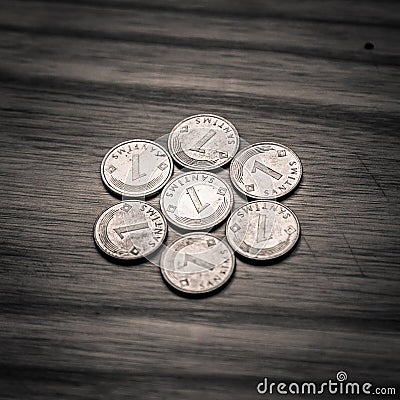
[160,171,233,230]
[101,139,173,198]
[226,200,300,260]
[160,233,235,295]
[94,201,167,260]
[230,142,302,199]
[168,114,240,170]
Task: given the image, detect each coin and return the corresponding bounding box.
[226,200,300,260]
[101,140,173,198]
[94,201,167,260]
[230,142,302,199]
[160,233,235,295]
[160,171,233,230]
[168,114,240,170]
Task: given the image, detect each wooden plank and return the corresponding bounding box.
[0,1,399,399]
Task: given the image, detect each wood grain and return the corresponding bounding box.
[0,1,399,399]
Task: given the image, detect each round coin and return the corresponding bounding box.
[168,114,240,170]
[160,233,235,295]
[101,140,173,198]
[94,201,167,260]
[226,200,300,260]
[230,142,302,199]
[160,171,233,230]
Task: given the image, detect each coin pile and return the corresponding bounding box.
[94,114,302,296]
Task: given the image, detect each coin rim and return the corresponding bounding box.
[93,200,168,260]
[167,114,240,171]
[229,141,303,200]
[225,200,301,260]
[101,139,174,197]
[160,232,236,294]
[160,171,234,231]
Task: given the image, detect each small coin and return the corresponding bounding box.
[230,142,302,199]
[168,114,240,170]
[226,200,300,260]
[101,139,173,198]
[94,201,167,260]
[160,171,233,230]
[160,233,235,295]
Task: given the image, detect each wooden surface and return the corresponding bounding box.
[0,1,399,399]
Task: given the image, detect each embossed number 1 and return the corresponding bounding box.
[182,253,215,271]
[256,214,270,243]
[186,186,210,213]
[190,129,217,153]
[251,160,282,180]
[114,222,149,239]
[131,152,146,181]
